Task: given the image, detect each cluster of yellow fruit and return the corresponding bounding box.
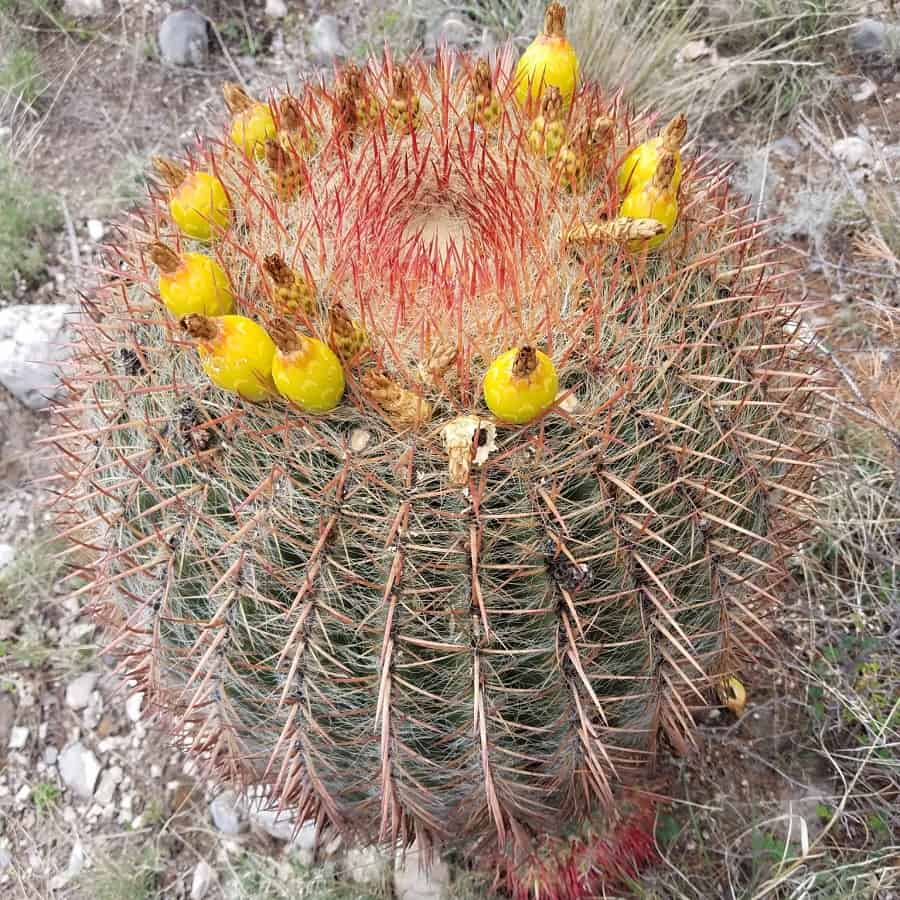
[150,240,344,412]
[151,233,556,425]
[616,114,686,251]
[146,2,687,429]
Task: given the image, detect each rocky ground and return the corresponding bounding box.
[0,1,898,898]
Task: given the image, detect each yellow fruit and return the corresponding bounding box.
[617,113,687,195]
[230,103,277,158]
[181,314,275,402]
[170,172,231,242]
[483,346,558,424]
[619,151,679,251]
[149,242,234,318]
[269,319,345,413]
[717,676,747,717]
[514,2,579,112]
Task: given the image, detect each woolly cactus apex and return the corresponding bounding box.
[53,26,824,897]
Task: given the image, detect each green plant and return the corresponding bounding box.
[81,846,161,900]
[0,40,45,106]
[0,149,60,294]
[53,17,824,897]
[0,536,64,615]
[31,780,61,815]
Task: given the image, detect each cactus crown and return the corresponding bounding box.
[54,24,821,877]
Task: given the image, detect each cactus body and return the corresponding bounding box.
[54,22,821,894]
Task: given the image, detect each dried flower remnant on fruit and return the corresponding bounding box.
[362,371,431,429]
[148,241,180,274]
[662,113,687,152]
[222,82,254,114]
[263,254,316,318]
[152,156,187,190]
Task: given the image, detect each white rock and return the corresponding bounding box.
[0,846,10,870]
[344,845,388,885]
[679,39,712,62]
[0,544,14,574]
[8,726,29,750]
[159,9,209,67]
[264,0,287,18]
[769,136,801,162]
[394,843,450,900]
[63,0,103,17]
[832,136,874,170]
[250,803,295,841]
[43,746,58,765]
[94,765,122,805]
[15,784,31,805]
[848,19,887,59]
[851,80,877,104]
[86,219,105,242]
[0,304,75,410]
[58,742,101,799]
[209,790,247,835]
[191,860,215,899]
[82,690,104,730]
[48,841,85,890]
[426,13,473,52]
[65,672,99,710]
[125,692,143,723]
[309,15,346,65]
[290,820,318,852]
[150,763,162,778]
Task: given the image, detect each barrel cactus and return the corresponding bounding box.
[53,10,821,896]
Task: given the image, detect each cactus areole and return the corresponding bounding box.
[53,8,821,894]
